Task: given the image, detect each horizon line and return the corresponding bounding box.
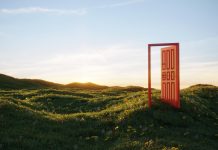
[1,73,217,89]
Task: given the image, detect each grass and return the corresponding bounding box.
[0,85,217,150]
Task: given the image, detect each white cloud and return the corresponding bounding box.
[0,0,144,16]
[0,44,147,86]
[0,7,87,15]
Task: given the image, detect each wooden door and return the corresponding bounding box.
[161,46,180,108]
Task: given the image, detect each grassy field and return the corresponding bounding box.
[0,84,217,150]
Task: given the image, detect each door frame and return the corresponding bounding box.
[147,43,180,108]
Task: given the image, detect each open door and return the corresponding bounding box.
[161,46,180,108]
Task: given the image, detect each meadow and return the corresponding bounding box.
[0,82,217,150]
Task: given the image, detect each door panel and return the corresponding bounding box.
[161,46,180,108]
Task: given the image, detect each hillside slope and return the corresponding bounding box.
[0,74,112,90]
[66,82,108,90]
[0,84,217,150]
[0,74,61,89]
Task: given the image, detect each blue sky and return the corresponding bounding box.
[0,0,218,88]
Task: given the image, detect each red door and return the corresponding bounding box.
[161,46,180,108]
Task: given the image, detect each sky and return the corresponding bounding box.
[0,0,218,88]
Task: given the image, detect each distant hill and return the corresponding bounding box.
[0,74,146,90]
[0,74,61,89]
[105,86,146,92]
[0,74,109,90]
[65,82,108,90]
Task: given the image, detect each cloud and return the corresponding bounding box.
[0,44,147,85]
[97,0,144,8]
[0,0,144,16]
[0,7,87,15]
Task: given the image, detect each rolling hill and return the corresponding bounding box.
[0,83,217,150]
[65,82,108,90]
[0,74,146,91]
[0,74,61,89]
[0,74,111,90]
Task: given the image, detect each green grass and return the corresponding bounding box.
[0,85,217,150]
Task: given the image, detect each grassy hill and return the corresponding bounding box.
[0,84,217,150]
[0,74,61,89]
[0,74,110,90]
[66,82,108,90]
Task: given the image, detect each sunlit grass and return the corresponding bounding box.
[0,85,217,150]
